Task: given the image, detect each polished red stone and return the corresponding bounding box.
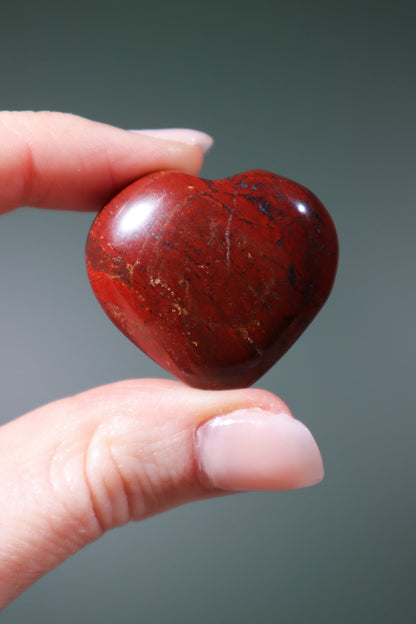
[86,170,338,389]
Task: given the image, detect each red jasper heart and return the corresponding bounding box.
[86,170,338,389]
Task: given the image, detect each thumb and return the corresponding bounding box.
[0,379,323,608]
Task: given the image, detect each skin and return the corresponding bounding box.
[0,112,324,609]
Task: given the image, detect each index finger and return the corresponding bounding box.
[0,111,211,214]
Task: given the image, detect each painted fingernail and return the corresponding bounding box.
[195,408,324,492]
[130,128,214,153]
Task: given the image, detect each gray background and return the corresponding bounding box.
[1,0,415,621]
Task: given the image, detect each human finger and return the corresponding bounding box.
[0,379,323,607]
[0,111,211,213]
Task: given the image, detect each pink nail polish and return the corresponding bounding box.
[195,408,324,492]
[130,128,214,153]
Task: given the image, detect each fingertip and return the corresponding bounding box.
[164,139,205,176]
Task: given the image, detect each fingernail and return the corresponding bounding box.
[130,128,214,153]
[195,408,324,492]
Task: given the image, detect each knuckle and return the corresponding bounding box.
[47,385,185,537]
[82,422,131,532]
[82,416,158,531]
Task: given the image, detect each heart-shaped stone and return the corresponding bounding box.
[86,170,338,389]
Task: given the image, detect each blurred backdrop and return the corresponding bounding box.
[0,0,415,621]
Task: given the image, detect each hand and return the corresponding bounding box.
[0,112,324,608]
